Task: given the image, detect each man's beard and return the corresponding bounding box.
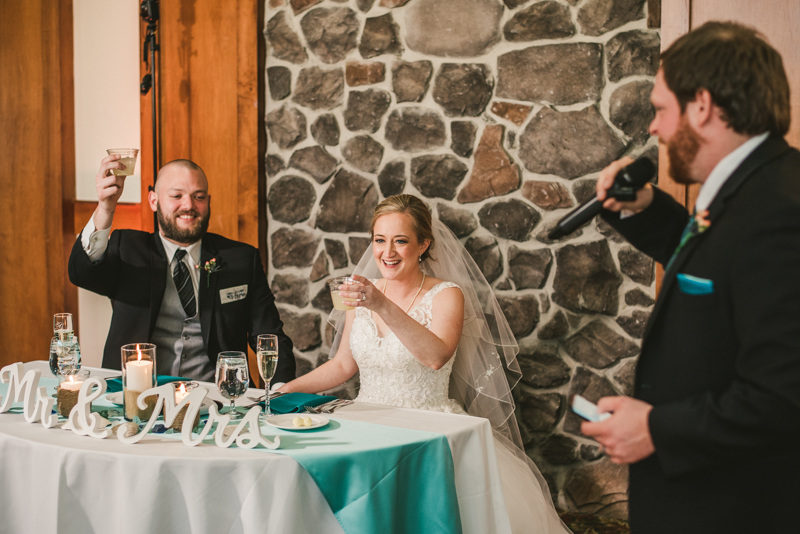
[666,115,702,185]
[157,204,210,244]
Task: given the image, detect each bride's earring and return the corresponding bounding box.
[418,256,422,263]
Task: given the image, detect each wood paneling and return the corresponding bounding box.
[74,202,143,235]
[0,1,76,367]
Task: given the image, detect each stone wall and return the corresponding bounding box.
[264,0,659,519]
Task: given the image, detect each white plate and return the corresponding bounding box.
[104,392,214,414]
[266,413,330,430]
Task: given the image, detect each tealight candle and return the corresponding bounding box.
[57,370,90,417]
[171,381,199,432]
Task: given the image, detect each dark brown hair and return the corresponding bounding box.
[370,195,434,261]
[661,21,790,136]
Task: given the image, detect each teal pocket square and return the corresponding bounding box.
[677,273,714,295]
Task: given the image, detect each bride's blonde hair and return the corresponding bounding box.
[370,194,435,261]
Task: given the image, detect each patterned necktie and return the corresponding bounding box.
[173,249,197,318]
[665,211,699,273]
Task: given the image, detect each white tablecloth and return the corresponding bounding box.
[0,362,511,534]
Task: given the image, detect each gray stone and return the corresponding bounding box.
[271,227,321,268]
[457,125,520,203]
[496,278,512,290]
[356,0,375,12]
[310,251,329,282]
[522,180,573,210]
[359,13,402,59]
[345,61,386,87]
[503,0,530,8]
[266,105,307,150]
[578,0,645,37]
[312,285,334,313]
[497,44,603,105]
[268,175,316,224]
[563,367,620,435]
[519,392,564,433]
[616,310,649,339]
[619,246,654,286]
[391,60,433,103]
[451,121,478,158]
[553,241,623,315]
[478,199,540,242]
[596,217,626,243]
[404,0,503,58]
[534,219,584,245]
[437,203,478,238]
[518,345,570,388]
[278,308,322,351]
[432,63,494,118]
[267,12,308,64]
[572,179,597,204]
[342,135,384,174]
[385,107,446,152]
[564,458,629,518]
[288,146,338,184]
[564,320,639,369]
[613,357,637,395]
[498,295,540,338]
[349,237,372,264]
[465,236,502,284]
[410,155,468,200]
[324,239,349,269]
[520,107,627,179]
[504,1,575,42]
[378,160,406,197]
[311,114,340,146]
[268,66,292,101]
[344,89,392,133]
[610,81,655,145]
[607,30,660,82]
[540,434,580,465]
[538,310,569,340]
[625,288,655,307]
[316,170,380,233]
[271,273,310,307]
[293,66,344,110]
[291,0,322,14]
[508,246,552,289]
[379,0,411,7]
[266,154,285,177]
[300,7,359,64]
[579,443,604,461]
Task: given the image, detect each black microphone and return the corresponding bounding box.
[547,157,656,240]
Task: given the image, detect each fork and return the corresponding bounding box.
[305,399,353,414]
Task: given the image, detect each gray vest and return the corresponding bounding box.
[151,270,215,382]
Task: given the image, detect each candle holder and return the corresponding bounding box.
[57,369,90,417]
[121,343,157,422]
[170,381,200,432]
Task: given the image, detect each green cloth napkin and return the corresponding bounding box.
[269,392,337,414]
[105,375,188,393]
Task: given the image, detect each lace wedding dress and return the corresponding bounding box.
[350,282,570,534]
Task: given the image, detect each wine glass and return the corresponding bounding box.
[257,334,279,418]
[49,336,81,378]
[215,351,249,420]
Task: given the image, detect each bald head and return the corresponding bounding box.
[155,159,208,194]
[148,159,211,246]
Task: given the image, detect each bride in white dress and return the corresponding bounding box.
[281,195,570,534]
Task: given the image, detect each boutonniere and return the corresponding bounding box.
[694,210,711,234]
[197,258,223,287]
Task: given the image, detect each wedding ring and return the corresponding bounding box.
[359,292,366,301]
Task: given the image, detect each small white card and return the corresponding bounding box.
[220,284,248,304]
[571,395,611,423]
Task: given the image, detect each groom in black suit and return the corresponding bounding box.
[582,22,800,533]
[69,157,295,384]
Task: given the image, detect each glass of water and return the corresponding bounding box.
[215,351,249,420]
[257,334,279,418]
[49,336,81,378]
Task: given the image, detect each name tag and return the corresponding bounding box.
[220,285,248,304]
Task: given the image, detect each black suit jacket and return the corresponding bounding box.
[605,135,800,534]
[68,230,296,384]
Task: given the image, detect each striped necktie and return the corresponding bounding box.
[173,249,197,318]
[665,211,699,273]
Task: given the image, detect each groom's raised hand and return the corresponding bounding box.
[581,396,655,464]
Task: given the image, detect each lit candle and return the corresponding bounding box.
[60,374,83,392]
[126,350,153,392]
[175,383,189,403]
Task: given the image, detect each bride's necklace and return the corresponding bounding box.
[383,273,426,314]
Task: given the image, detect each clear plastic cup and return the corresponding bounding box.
[106,148,139,176]
[327,277,361,311]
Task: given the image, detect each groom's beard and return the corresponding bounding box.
[666,115,702,185]
[157,204,210,244]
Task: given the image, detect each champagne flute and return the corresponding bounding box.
[53,313,73,341]
[215,351,249,420]
[257,334,279,418]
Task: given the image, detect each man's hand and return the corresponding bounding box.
[581,396,656,464]
[596,157,655,214]
[93,154,129,230]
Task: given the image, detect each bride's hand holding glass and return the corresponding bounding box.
[339,275,386,311]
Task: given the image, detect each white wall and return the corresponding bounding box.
[73,0,141,366]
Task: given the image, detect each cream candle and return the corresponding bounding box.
[60,375,83,392]
[175,384,189,403]
[126,351,153,392]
